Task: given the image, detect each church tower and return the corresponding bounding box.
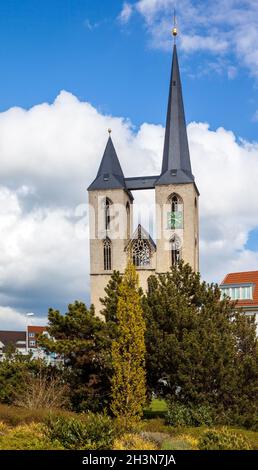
[88,30,199,313]
[88,134,133,314]
[155,44,199,274]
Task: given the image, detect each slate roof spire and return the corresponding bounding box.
[156,44,195,186]
[88,134,126,191]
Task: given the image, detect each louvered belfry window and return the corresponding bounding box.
[103,238,112,270]
[171,235,181,266]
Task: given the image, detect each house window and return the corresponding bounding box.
[29,340,36,347]
[103,238,112,270]
[170,235,181,266]
[220,285,253,300]
[29,332,35,338]
[241,286,252,300]
[132,239,151,267]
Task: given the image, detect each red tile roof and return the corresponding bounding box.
[221,271,258,307]
[28,326,46,334]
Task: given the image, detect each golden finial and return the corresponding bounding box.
[108,128,112,135]
[172,8,178,41]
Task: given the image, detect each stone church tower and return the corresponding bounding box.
[88,43,199,314]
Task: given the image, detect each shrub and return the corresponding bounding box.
[113,433,158,450]
[232,412,258,432]
[14,371,69,410]
[0,403,75,427]
[166,402,214,427]
[0,421,9,435]
[198,428,251,450]
[44,412,116,450]
[0,423,63,450]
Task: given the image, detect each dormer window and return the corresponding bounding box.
[220,285,253,300]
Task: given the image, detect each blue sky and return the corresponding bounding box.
[0,0,258,326]
[0,0,258,141]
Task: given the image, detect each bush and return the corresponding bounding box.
[199,428,251,450]
[0,423,63,450]
[0,403,75,427]
[0,421,9,435]
[231,412,258,432]
[44,412,116,450]
[14,371,69,410]
[113,433,157,450]
[166,402,214,427]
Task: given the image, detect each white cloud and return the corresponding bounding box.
[0,91,258,329]
[0,306,46,331]
[121,0,258,77]
[118,2,134,24]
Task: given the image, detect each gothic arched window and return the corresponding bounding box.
[104,198,112,231]
[126,202,130,239]
[103,238,112,270]
[170,235,181,266]
[132,239,151,267]
[168,193,183,229]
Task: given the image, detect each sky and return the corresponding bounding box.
[0,0,258,329]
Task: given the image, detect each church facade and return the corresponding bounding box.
[88,44,199,314]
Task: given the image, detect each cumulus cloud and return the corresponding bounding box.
[121,0,258,77]
[0,91,258,329]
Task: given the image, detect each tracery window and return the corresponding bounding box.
[170,235,181,266]
[103,238,112,270]
[132,239,151,267]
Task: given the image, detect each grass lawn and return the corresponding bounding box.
[143,399,168,418]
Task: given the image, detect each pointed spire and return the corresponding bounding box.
[88,135,126,190]
[156,43,195,186]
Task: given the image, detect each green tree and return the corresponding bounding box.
[0,350,47,405]
[39,301,111,412]
[143,261,258,417]
[111,262,147,424]
[100,270,123,323]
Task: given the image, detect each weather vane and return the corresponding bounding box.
[172,8,178,43]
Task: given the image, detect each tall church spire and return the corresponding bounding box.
[156,42,195,186]
[88,134,126,191]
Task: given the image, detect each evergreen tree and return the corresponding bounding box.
[111,262,147,424]
[100,270,123,323]
[39,301,111,412]
[144,261,258,417]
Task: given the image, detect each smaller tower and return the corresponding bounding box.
[88,133,133,314]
